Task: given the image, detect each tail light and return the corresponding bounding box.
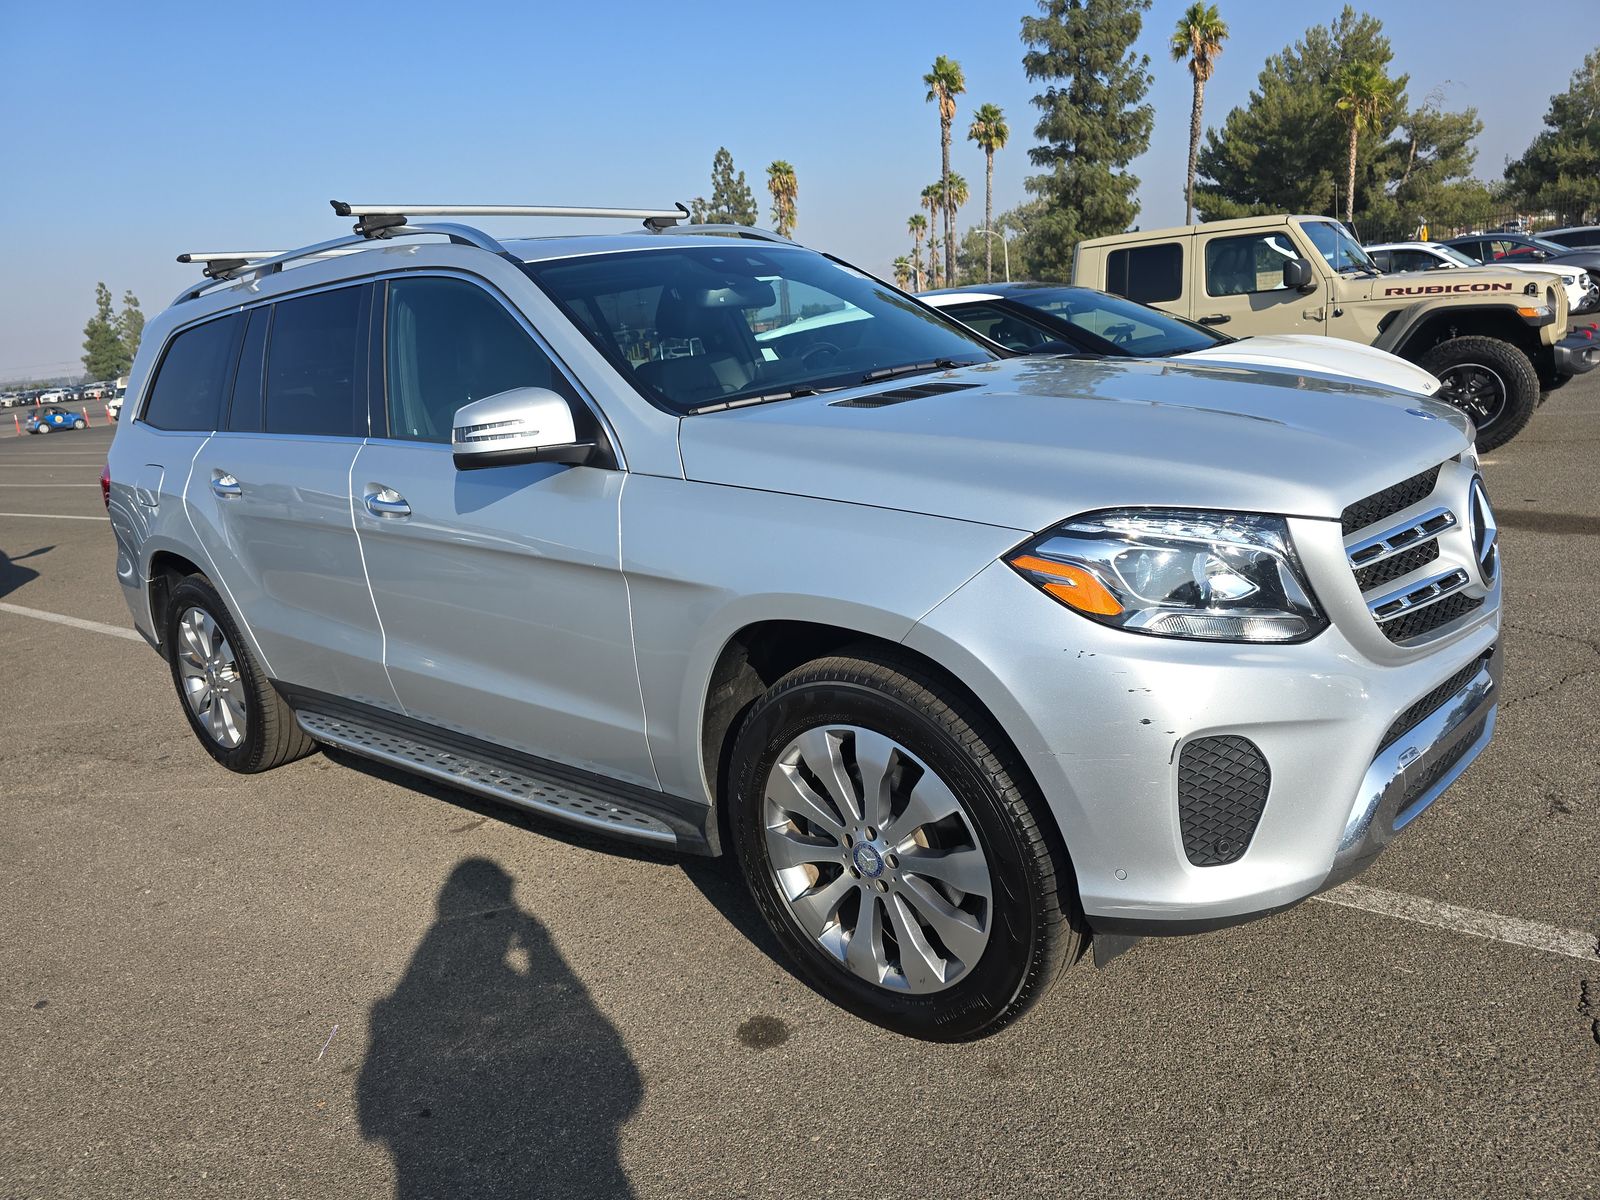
[100,463,111,510]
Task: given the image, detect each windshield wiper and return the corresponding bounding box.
[861,358,968,383]
[685,386,825,415]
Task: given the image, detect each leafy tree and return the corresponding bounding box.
[1332,59,1397,223]
[967,103,1011,280]
[907,213,928,289]
[1021,0,1154,279]
[116,290,145,366]
[1194,7,1404,221]
[766,160,798,238]
[1360,97,1486,240]
[82,283,129,380]
[924,56,967,287]
[688,147,758,225]
[1506,48,1600,225]
[1169,3,1228,225]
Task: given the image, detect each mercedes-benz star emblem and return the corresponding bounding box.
[1468,475,1498,584]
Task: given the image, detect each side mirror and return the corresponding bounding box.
[1282,259,1315,291]
[451,387,594,471]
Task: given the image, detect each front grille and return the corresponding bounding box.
[1395,715,1487,817]
[1381,593,1484,644]
[1341,465,1442,535]
[1354,540,1441,591]
[831,381,979,408]
[1177,736,1271,867]
[1378,648,1494,754]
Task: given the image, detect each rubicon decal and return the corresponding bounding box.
[1382,282,1515,297]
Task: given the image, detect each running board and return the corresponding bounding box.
[282,688,712,854]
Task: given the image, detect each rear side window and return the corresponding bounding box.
[384,277,575,443]
[265,286,367,437]
[140,315,243,431]
[1105,243,1182,304]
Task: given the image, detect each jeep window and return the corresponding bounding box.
[264,286,366,438]
[525,246,996,414]
[1015,288,1222,355]
[140,313,243,431]
[1104,243,1182,304]
[1204,233,1307,297]
[384,277,578,443]
[1301,221,1376,274]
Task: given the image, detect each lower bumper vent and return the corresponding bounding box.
[1178,736,1271,867]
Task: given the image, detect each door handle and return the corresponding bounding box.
[1198,314,1231,326]
[211,472,242,498]
[362,486,411,519]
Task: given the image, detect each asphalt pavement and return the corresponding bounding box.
[1,389,1597,1199]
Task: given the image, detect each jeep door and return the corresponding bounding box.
[186,283,398,709]
[349,274,654,789]
[1191,227,1326,336]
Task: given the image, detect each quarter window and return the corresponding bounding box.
[1204,233,1306,297]
[1105,243,1183,304]
[140,314,243,431]
[264,285,367,438]
[384,277,574,443]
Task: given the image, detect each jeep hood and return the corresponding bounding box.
[1357,265,1548,302]
[1180,334,1439,397]
[677,356,1473,533]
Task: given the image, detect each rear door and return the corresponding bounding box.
[1191,226,1325,335]
[186,283,397,707]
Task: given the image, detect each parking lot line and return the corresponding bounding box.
[1315,883,1598,961]
[0,511,105,520]
[0,601,143,642]
[0,482,99,487]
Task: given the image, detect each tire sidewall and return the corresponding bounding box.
[729,674,1048,1041]
[164,576,268,771]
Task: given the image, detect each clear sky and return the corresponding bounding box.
[3,0,1595,382]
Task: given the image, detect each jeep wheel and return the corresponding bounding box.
[728,649,1082,1041]
[164,575,317,773]
[1419,336,1538,451]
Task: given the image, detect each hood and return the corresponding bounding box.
[1359,265,1548,303]
[677,357,1473,533]
[1181,334,1440,397]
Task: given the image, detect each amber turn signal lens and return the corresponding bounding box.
[1009,554,1124,616]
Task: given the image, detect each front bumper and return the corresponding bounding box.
[1553,328,1600,377]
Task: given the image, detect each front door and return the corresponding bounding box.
[350,274,654,787]
[1192,228,1326,336]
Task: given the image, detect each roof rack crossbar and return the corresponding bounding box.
[331,200,690,232]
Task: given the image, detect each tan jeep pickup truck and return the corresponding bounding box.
[1075,214,1599,449]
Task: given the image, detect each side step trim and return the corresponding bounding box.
[277,685,714,854]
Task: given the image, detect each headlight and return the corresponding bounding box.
[1007,509,1327,643]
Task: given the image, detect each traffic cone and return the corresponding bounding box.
[82,407,91,426]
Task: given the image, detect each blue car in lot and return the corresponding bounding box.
[26,406,87,433]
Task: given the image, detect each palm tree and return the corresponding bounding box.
[967,103,1010,281]
[1169,3,1228,226]
[907,214,927,290]
[924,55,966,288]
[920,184,943,287]
[932,173,970,284]
[892,256,913,289]
[766,160,798,238]
[1332,60,1396,225]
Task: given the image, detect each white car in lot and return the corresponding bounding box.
[1366,241,1596,315]
[919,283,1441,397]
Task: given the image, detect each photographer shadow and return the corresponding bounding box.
[357,858,641,1199]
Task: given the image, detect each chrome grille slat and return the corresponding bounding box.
[1346,506,1457,569]
[1369,567,1470,623]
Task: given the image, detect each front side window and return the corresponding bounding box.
[264,285,366,438]
[385,277,575,443]
[1204,233,1307,297]
[1104,243,1183,304]
[524,245,995,414]
[141,314,243,431]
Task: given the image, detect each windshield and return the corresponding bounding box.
[523,245,997,414]
[1005,288,1224,356]
[1302,220,1377,273]
[1431,244,1479,268]
[1530,236,1569,254]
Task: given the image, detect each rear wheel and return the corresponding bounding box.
[164,575,317,773]
[728,649,1082,1041]
[33,423,49,434]
[1419,336,1538,451]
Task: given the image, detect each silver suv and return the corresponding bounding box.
[106,202,1503,1040]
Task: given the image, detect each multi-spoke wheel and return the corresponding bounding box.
[163,574,316,773]
[730,651,1083,1041]
[1419,336,1538,451]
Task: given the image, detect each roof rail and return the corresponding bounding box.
[330,200,690,235]
[668,224,797,246]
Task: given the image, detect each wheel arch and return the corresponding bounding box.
[145,549,209,660]
[1383,305,1544,363]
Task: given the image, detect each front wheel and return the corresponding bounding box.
[728,650,1082,1041]
[72,418,86,429]
[1418,336,1539,451]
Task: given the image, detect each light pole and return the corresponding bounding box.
[975,227,1011,283]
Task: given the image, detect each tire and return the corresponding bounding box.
[72,418,86,429]
[1418,336,1538,451]
[727,649,1083,1041]
[34,423,48,434]
[164,574,317,773]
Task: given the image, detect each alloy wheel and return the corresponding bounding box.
[1436,362,1508,429]
[175,607,247,748]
